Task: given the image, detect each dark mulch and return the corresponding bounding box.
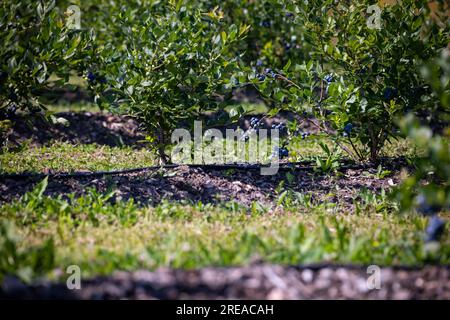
[0,162,403,209]
[1,264,448,299]
[6,112,145,148]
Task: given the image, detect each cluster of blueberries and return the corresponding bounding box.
[271,122,287,133]
[257,68,277,82]
[271,145,289,159]
[245,117,314,160]
[240,116,265,141]
[260,20,271,28]
[0,104,17,119]
[87,71,106,84]
[293,128,311,140]
[250,116,264,129]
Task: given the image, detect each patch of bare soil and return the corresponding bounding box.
[6,112,145,148]
[1,264,448,299]
[0,162,404,209]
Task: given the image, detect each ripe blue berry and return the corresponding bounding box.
[425,216,445,242]
[324,74,333,83]
[344,123,353,134]
[285,12,294,18]
[87,71,96,83]
[383,87,398,101]
[260,20,271,28]
[6,104,16,118]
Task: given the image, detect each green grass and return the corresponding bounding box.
[1,179,448,282]
[45,102,99,113]
[0,142,156,174]
[0,135,418,174]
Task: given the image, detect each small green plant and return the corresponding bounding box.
[314,141,341,173]
[375,165,392,180]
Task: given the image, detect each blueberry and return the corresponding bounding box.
[256,59,263,67]
[264,68,276,78]
[257,74,266,82]
[260,20,271,28]
[357,67,368,75]
[87,71,96,83]
[285,12,294,18]
[344,123,353,134]
[279,148,289,158]
[425,216,445,242]
[383,87,398,101]
[5,104,17,118]
[271,124,277,129]
[324,74,333,83]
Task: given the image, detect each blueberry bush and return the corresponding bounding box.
[250,0,449,162]
[0,0,91,119]
[88,3,248,162]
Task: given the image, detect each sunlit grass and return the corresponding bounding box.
[0,142,155,174]
[1,185,448,280]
